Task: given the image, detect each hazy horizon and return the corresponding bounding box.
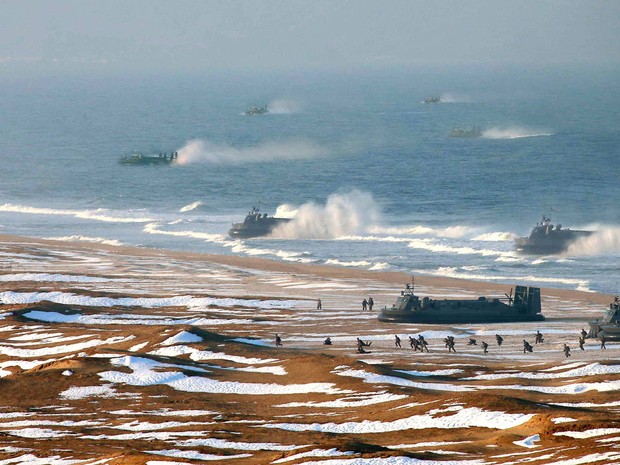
[1,0,619,77]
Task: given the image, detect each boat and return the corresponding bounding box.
[424,96,441,104]
[515,215,593,254]
[119,151,178,165]
[244,105,268,116]
[448,126,482,138]
[588,296,620,340]
[228,206,291,239]
[378,278,543,323]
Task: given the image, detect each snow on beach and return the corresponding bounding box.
[0,235,619,464]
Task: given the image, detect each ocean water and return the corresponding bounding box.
[0,65,619,294]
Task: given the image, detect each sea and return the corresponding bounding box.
[1,65,619,294]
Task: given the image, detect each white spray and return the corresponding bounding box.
[175,138,328,166]
[270,190,381,239]
[566,227,620,256]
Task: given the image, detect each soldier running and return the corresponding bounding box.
[409,336,419,350]
[563,344,571,357]
[601,335,607,349]
[535,330,544,344]
[275,334,283,346]
[482,341,489,354]
[578,336,585,350]
[418,335,429,352]
[496,334,504,347]
[581,328,588,340]
[395,335,401,348]
[523,340,533,353]
[467,338,477,346]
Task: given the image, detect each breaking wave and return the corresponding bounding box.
[44,235,124,246]
[270,190,381,239]
[0,203,154,223]
[369,225,474,238]
[427,266,591,291]
[175,138,327,165]
[481,127,553,140]
[180,201,202,212]
[472,232,516,242]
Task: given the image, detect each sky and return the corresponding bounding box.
[1,0,619,76]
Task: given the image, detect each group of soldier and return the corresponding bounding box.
[274,327,609,355]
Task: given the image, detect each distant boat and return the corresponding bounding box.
[449,126,482,138]
[244,105,268,116]
[378,278,543,323]
[423,96,441,104]
[119,151,178,166]
[228,206,291,239]
[515,215,593,254]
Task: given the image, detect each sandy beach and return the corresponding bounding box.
[1,234,619,465]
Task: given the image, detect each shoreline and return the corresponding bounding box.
[0,232,613,307]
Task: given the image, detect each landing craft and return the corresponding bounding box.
[228,207,290,239]
[378,278,543,324]
[244,105,268,116]
[448,126,482,138]
[588,296,620,340]
[119,151,178,165]
[424,96,441,104]
[515,215,593,254]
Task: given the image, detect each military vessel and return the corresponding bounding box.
[588,296,620,340]
[378,279,543,323]
[449,126,482,138]
[244,105,268,116]
[119,151,178,165]
[515,215,593,254]
[424,96,441,104]
[228,207,291,239]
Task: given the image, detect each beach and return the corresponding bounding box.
[1,234,619,464]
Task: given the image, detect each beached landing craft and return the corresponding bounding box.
[228,206,291,239]
[119,151,178,165]
[378,278,543,323]
[515,215,593,254]
[588,296,620,340]
[448,125,482,138]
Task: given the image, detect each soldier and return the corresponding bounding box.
[409,336,419,350]
[275,334,283,347]
[324,337,332,345]
[563,344,571,357]
[601,335,607,349]
[482,341,489,354]
[523,340,533,353]
[581,328,588,340]
[535,331,544,344]
[317,298,322,310]
[467,338,477,346]
[368,297,374,311]
[362,299,368,311]
[395,335,401,348]
[418,335,429,352]
[578,336,585,350]
[496,334,504,347]
[357,345,368,354]
[447,338,456,353]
